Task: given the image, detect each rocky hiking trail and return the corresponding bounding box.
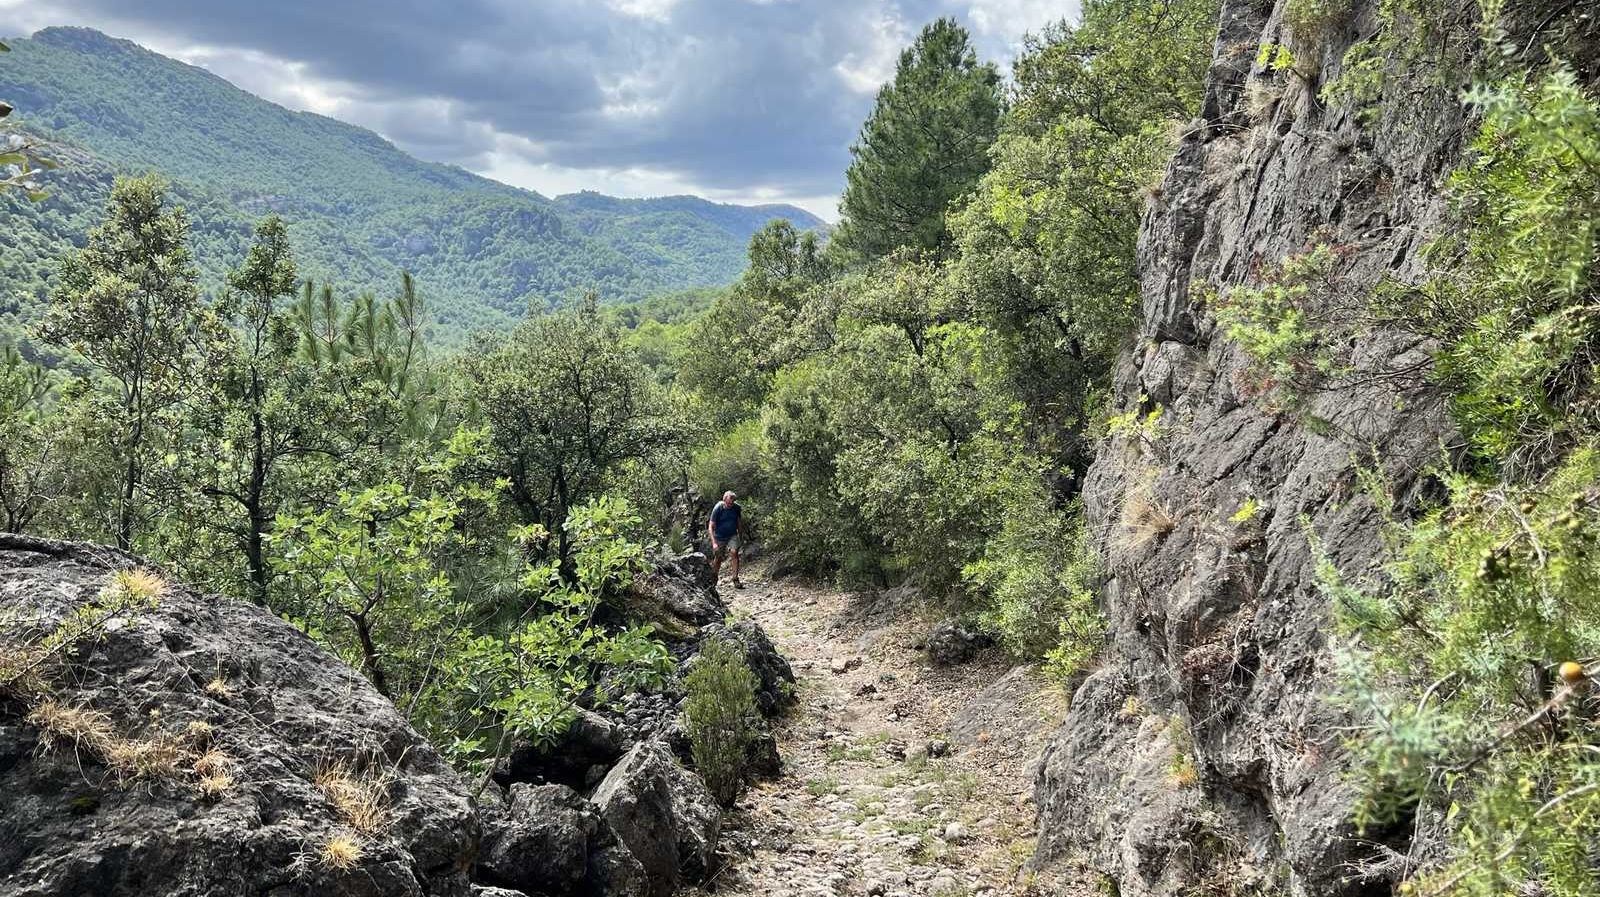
[690,569,1075,897]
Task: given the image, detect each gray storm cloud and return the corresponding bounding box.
[0,0,1077,206]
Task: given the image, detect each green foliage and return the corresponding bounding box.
[38,174,221,549]
[1256,43,1299,75]
[690,418,767,506]
[1420,68,1600,469]
[682,637,762,806]
[757,357,872,576]
[164,215,304,603]
[0,28,820,345]
[1212,243,1349,404]
[274,455,670,770]
[419,496,671,767]
[460,296,684,563]
[678,221,839,430]
[1322,0,1480,121]
[948,0,1218,462]
[0,0,1232,805]
[270,429,501,698]
[0,347,81,532]
[1284,0,1354,52]
[1326,48,1600,897]
[1327,454,1600,896]
[1,109,685,787]
[756,264,1020,588]
[834,18,1004,260]
[964,490,1102,680]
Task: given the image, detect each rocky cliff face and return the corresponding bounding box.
[1034,2,1482,894]
[0,534,790,897]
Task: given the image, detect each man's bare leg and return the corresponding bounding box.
[730,551,741,587]
[710,550,722,584]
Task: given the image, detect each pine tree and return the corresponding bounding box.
[834,18,1003,261]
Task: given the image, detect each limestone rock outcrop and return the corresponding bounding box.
[0,535,478,897]
[1034,2,1482,894]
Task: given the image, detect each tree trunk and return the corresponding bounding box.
[245,403,270,606]
[348,610,389,697]
[117,439,139,551]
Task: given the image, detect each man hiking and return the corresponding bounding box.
[708,490,745,589]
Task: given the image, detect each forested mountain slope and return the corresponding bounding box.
[0,27,821,344]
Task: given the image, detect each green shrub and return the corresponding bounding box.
[1324,58,1600,897]
[964,488,1102,683]
[689,417,766,506]
[1326,450,1600,896]
[1212,243,1348,405]
[682,637,762,806]
[1284,0,1353,57]
[1424,68,1600,470]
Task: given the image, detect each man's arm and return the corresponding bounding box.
[707,507,718,547]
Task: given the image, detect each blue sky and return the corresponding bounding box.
[0,0,1081,219]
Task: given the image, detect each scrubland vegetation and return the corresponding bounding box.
[4,1,1600,892]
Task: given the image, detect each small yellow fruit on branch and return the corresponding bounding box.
[1559,661,1586,685]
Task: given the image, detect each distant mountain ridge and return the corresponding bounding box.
[0,27,824,344]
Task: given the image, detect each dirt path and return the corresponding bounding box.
[689,568,1074,897]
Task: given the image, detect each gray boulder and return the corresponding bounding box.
[477,782,645,897]
[659,550,715,593]
[591,740,720,896]
[924,618,994,667]
[496,708,628,790]
[623,554,726,638]
[0,535,477,897]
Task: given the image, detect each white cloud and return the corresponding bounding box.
[172,45,356,117]
[607,0,680,22]
[963,0,1078,46]
[832,9,911,94]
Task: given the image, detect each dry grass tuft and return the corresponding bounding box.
[190,743,240,798]
[29,699,238,788]
[315,761,394,834]
[102,731,186,779]
[1118,485,1176,549]
[183,720,216,745]
[196,771,236,797]
[109,568,168,603]
[1169,754,1200,788]
[192,747,233,778]
[204,676,235,699]
[30,699,183,779]
[1245,79,1283,123]
[318,832,364,871]
[28,700,120,756]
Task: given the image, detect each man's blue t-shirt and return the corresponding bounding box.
[710,501,741,542]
